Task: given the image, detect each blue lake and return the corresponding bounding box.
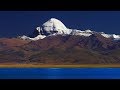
[0,68,120,79]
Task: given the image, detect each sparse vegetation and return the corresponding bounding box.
[1,35,120,66]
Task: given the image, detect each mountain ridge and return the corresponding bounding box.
[19,18,120,41]
[0,18,120,64]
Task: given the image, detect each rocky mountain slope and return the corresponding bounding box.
[1,18,120,64]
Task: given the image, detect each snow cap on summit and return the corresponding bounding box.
[19,18,120,41]
[85,29,92,32]
[42,18,71,34]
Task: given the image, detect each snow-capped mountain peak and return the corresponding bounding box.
[43,18,67,30]
[42,18,71,35]
[85,29,92,32]
[19,18,120,41]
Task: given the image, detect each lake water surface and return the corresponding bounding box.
[0,68,120,79]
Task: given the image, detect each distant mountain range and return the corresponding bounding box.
[1,18,120,64]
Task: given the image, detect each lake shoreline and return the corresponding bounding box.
[0,64,120,68]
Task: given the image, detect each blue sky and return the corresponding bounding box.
[0,11,120,37]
